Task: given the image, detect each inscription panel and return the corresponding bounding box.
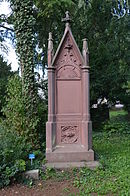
[56,80,82,114]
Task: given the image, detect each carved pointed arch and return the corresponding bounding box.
[51,26,84,80]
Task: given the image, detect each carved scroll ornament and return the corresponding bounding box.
[61,125,79,143]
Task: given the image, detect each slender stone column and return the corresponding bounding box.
[82,38,90,121]
[46,33,56,153]
[47,32,55,122]
[82,38,92,150]
[48,68,55,122]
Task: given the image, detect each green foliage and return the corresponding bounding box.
[26,149,44,171]
[110,109,128,118]
[0,124,29,188]
[35,0,129,107]
[2,73,48,150]
[10,0,40,148]
[0,55,12,113]
[121,80,130,112]
[36,79,48,147]
[2,75,40,149]
[103,110,130,135]
[103,121,130,135]
[74,133,130,195]
[37,98,47,146]
[2,75,24,135]
[41,167,76,181]
[34,0,76,68]
[20,178,34,188]
[73,110,130,195]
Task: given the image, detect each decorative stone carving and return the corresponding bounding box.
[55,34,82,70]
[64,36,73,52]
[61,125,79,143]
[57,65,80,79]
[56,34,82,79]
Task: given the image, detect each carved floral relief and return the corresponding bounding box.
[61,125,79,143]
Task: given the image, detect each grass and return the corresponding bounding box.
[110,109,128,118]
[73,110,130,195]
[41,167,76,181]
[73,134,130,195]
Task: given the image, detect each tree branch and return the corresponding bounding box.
[0,24,14,32]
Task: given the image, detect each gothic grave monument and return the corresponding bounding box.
[46,12,98,168]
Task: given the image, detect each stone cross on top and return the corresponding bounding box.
[62,11,71,26]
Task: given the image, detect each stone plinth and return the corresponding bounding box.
[46,145,94,162]
[46,161,99,170]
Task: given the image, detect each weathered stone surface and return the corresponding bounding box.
[24,169,39,180]
[46,146,94,162]
[46,161,99,170]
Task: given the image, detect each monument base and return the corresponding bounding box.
[46,145,98,169]
[46,144,94,163]
[45,161,99,170]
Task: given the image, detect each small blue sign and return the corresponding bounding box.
[29,154,35,159]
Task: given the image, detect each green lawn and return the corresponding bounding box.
[73,110,130,195]
[73,133,130,195]
[110,109,128,119]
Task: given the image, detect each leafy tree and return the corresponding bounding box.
[10,0,40,148]
[0,55,12,113]
[0,1,14,53]
[117,14,130,114]
[34,0,129,110]
[2,75,25,135]
[34,0,76,71]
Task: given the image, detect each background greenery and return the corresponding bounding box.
[34,0,129,109]
[0,55,13,113]
[73,110,130,195]
[0,0,129,192]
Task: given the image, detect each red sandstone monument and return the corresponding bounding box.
[46,12,98,168]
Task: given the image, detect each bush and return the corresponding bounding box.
[91,105,109,130]
[102,121,130,135]
[2,74,40,149]
[37,99,47,148]
[0,73,49,188]
[2,75,25,135]
[0,124,30,188]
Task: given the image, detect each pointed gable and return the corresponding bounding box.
[52,25,84,80]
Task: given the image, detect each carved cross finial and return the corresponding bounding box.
[62,11,71,26]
